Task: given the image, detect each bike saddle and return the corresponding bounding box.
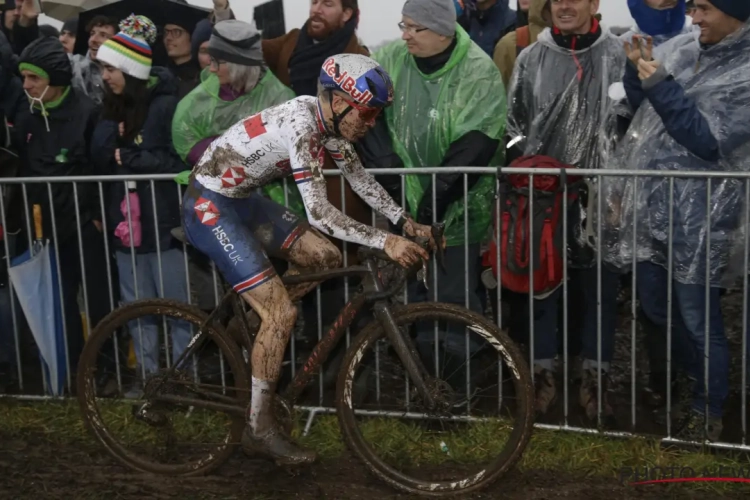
[171,226,190,246]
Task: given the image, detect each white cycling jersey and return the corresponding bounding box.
[193,95,404,250]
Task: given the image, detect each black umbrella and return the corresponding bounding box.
[254,0,286,40]
[73,0,210,64]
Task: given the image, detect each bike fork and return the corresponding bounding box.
[372,301,437,409]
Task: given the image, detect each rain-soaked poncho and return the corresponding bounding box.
[373,25,506,247]
[171,69,304,215]
[601,23,750,288]
[506,27,626,266]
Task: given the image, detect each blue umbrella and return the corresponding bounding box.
[8,205,66,396]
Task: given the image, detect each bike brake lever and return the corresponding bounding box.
[417,258,429,290]
[432,222,447,274]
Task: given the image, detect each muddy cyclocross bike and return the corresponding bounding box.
[77,222,534,497]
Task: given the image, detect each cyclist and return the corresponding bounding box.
[183,53,435,465]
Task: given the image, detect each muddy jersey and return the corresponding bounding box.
[192,95,403,250]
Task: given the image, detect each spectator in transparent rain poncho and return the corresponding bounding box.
[601,0,750,442]
[614,0,697,425]
[505,0,626,422]
[91,15,192,398]
[360,0,506,393]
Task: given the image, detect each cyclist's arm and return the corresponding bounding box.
[325,139,405,225]
[289,132,391,249]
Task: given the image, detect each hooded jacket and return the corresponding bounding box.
[621,0,695,59]
[14,37,98,244]
[602,23,750,287]
[493,0,549,87]
[91,67,186,254]
[14,87,98,244]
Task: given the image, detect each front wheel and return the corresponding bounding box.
[336,302,533,497]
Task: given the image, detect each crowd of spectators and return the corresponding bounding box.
[0,0,749,444]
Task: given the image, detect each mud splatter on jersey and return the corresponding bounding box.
[193,96,404,250]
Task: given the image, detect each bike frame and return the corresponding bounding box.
[150,256,437,417]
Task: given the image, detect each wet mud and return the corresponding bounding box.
[0,430,697,500]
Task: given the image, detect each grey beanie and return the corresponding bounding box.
[402,0,456,37]
[208,20,263,67]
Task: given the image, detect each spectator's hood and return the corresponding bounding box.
[528,0,549,29]
[628,0,687,37]
[147,66,179,98]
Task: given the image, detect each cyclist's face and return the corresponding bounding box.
[333,94,379,142]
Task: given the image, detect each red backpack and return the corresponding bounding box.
[483,155,581,295]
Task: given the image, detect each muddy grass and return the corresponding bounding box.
[0,429,703,500]
[0,399,744,500]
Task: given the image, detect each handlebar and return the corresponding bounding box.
[358,222,446,301]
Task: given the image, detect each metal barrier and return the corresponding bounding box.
[0,167,749,451]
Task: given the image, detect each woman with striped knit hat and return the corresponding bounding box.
[91,14,193,397]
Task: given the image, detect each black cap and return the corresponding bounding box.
[39,25,60,39]
[18,37,73,87]
[62,17,79,35]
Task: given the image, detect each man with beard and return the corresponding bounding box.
[262,0,375,345]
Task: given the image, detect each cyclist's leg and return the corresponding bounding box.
[247,192,342,302]
[183,185,316,464]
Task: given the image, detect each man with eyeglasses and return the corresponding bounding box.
[164,0,232,98]
[358,0,506,388]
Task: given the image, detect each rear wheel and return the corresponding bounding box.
[77,299,250,476]
[336,302,533,496]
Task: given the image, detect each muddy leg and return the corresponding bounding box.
[283,228,343,302]
[239,277,317,464]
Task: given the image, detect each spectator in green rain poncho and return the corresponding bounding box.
[361,0,506,370]
[171,20,303,214]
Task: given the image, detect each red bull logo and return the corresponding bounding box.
[322,58,373,105]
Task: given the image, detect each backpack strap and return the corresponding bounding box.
[515,26,530,56]
[584,178,597,248]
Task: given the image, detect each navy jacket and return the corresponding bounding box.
[91,67,186,254]
[466,0,517,57]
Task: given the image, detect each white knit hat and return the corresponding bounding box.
[96,14,157,81]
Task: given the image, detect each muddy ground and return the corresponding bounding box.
[0,430,719,500]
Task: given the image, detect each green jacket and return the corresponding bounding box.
[373,25,506,246]
[171,69,305,215]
